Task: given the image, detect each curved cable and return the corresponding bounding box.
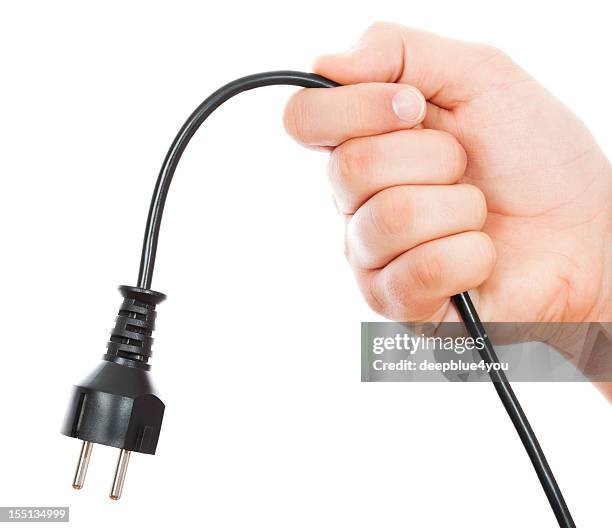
[135,71,575,527]
[136,71,338,289]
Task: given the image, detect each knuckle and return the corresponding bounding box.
[370,189,411,238]
[349,267,388,317]
[363,276,386,316]
[350,91,377,131]
[381,271,405,305]
[330,138,373,189]
[410,253,444,292]
[471,42,502,60]
[465,43,526,90]
[380,265,423,312]
[471,42,514,69]
[345,213,377,269]
[365,21,397,34]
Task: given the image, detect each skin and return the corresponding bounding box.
[283,23,612,399]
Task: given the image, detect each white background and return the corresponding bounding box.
[0,1,610,526]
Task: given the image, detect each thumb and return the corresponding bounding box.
[314,22,525,109]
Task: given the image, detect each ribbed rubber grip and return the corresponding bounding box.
[104,285,166,365]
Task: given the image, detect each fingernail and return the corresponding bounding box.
[392,87,426,123]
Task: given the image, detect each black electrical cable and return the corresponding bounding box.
[135,71,575,527]
[453,292,575,528]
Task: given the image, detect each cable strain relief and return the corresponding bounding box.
[104,285,166,367]
[119,285,166,305]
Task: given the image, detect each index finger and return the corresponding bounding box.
[283,83,426,147]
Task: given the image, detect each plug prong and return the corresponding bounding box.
[72,440,93,490]
[109,449,131,500]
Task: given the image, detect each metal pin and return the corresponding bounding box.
[109,449,131,500]
[72,441,93,490]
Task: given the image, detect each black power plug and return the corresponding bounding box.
[62,286,165,499]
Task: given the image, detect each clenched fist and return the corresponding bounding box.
[284,22,611,326]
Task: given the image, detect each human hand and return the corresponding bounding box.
[284,22,611,326]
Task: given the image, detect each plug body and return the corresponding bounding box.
[62,285,166,498]
[61,360,164,454]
